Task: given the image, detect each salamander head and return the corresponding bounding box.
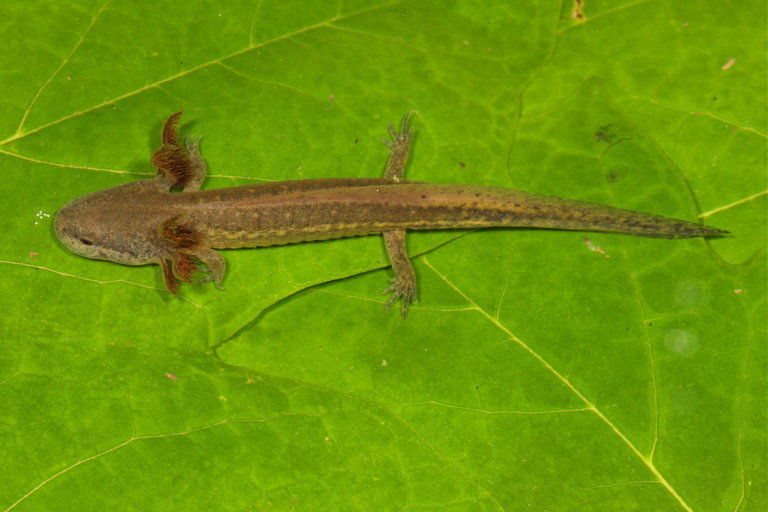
[55,182,162,266]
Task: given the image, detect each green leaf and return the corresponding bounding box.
[1,1,765,510]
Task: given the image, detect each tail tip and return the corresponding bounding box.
[709,227,730,236]
[697,226,730,238]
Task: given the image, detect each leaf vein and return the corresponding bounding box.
[2,414,336,512]
[698,190,768,218]
[629,96,767,139]
[0,0,407,148]
[0,260,202,307]
[556,0,655,35]
[422,256,694,512]
[403,401,592,415]
[14,0,112,136]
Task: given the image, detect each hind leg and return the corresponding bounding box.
[380,113,418,318]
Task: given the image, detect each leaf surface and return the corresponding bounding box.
[0,1,765,510]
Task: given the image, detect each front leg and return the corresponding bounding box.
[381,113,417,318]
[158,215,226,294]
[151,112,208,191]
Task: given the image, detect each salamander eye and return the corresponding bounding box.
[79,238,94,246]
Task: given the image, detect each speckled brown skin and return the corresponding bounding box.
[181,181,727,244]
[55,113,727,315]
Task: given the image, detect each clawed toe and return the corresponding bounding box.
[185,135,202,151]
[383,113,414,148]
[382,277,417,319]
